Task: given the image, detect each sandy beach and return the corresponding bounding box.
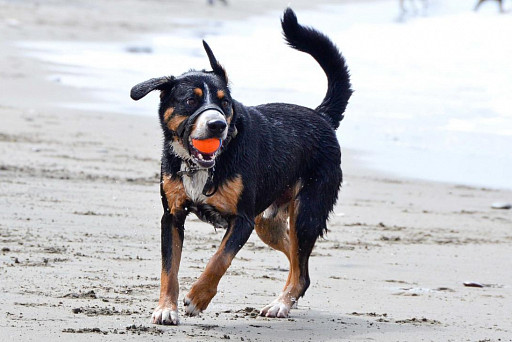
[1,0,511,341]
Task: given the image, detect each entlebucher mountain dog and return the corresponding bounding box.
[130,8,352,325]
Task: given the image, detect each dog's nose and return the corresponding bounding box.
[207,120,227,134]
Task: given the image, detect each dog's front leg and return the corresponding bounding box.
[152,211,185,325]
[184,215,254,316]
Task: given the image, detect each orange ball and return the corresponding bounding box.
[192,138,221,154]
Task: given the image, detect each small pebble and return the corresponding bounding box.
[125,46,153,54]
[463,282,484,288]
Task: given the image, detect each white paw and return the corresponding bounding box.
[152,307,179,325]
[260,300,290,318]
[183,296,201,316]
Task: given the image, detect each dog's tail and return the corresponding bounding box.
[281,8,352,129]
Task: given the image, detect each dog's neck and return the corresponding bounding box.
[180,163,209,203]
[178,161,218,201]
[177,160,205,177]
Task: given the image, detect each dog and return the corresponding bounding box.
[475,0,505,12]
[130,8,352,325]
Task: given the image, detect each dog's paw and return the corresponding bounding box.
[260,299,291,318]
[183,286,216,316]
[183,296,201,316]
[152,306,179,325]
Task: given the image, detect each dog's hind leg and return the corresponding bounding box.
[255,205,291,261]
[259,194,308,318]
[255,205,297,306]
[260,168,341,318]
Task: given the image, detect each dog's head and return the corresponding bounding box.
[131,41,235,169]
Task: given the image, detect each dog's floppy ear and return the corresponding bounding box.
[202,40,228,84]
[130,76,175,101]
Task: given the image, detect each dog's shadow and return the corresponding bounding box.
[175,308,436,340]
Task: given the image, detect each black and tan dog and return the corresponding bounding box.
[130,8,352,325]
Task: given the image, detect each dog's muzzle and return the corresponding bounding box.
[176,104,227,168]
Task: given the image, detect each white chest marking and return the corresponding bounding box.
[181,163,208,203]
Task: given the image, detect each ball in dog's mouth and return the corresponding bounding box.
[189,138,222,168]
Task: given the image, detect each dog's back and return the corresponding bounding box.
[219,9,353,216]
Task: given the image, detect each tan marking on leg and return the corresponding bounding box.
[217,90,225,99]
[260,182,309,317]
[286,196,301,294]
[279,180,303,295]
[167,114,188,132]
[205,175,243,215]
[194,87,203,97]
[163,107,174,123]
[158,227,183,311]
[186,228,235,312]
[162,174,189,215]
[255,209,290,261]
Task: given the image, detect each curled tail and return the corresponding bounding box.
[281,8,352,129]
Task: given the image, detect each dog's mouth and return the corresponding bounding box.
[188,137,222,168]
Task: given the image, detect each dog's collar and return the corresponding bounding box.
[176,162,203,177]
[177,161,218,197]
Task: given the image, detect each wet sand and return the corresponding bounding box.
[1,0,511,341]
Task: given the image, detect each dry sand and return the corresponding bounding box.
[1,0,511,341]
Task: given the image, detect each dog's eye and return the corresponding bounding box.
[186,98,197,106]
[221,99,230,108]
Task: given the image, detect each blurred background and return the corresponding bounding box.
[4,0,511,189]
